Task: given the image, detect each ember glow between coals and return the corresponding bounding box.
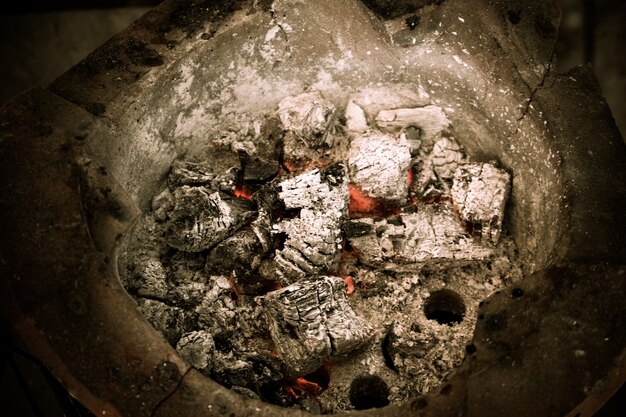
[118,91,520,413]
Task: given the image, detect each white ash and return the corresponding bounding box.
[348,131,412,203]
[261,276,372,378]
[347,204,493,270]
[161,186,253,252]
[117,99,523,411]
[451,163,511,244]
[344,100,368,133]
[375,105,450,150]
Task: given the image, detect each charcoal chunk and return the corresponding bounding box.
[347,204,493,270]
[261,276,372,378]
[162,186,253,252]
[451,163,510,244]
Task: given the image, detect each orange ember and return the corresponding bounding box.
[407,167,414,188]
[287,377,323,399]
[234,184,254,200]
[348,183,401,218]
[344,276,355,295]
[348,184,380,214]
[283,160,325,174]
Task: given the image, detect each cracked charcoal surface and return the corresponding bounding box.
[348,131,412,203]
[118,94,522,413]
[451,163,511,244]
[262,276,372,378]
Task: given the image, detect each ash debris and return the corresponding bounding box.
[117,91,522,413]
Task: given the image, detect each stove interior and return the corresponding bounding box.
[116,92,525,413]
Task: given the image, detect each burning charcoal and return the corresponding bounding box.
[262,164,348,285]
[347,204,493,269]
[161,186,254,252]
[261,276,372,378]
[375,105,450,151]
[345,100,368,133]
[348,131,412,203]
[136,298,194,345]
[451,163,510,244]
[176,330,216,373]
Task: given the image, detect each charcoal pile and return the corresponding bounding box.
[117,91,523,413]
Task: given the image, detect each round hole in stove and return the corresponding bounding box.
[424,289,466,325]
[349,375,390,410]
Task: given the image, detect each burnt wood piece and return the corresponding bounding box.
[261,276,372,378]
[345,100,368,133]
[161,186,254,252]
[348,130,412,203]
[451,163,510,244]
[261,164,349,285]
[347,204,493,270]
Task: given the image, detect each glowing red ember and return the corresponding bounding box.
[286,377,323,399]
[344,276,355,295]
[234,184,254,200]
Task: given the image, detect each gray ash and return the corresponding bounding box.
[116,93,523,413]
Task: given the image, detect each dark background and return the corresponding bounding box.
[0,0,624,416]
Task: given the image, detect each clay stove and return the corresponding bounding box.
[116,91,518,412]
[1,1,626,417]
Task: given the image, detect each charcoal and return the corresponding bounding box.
[261,276,372,378]
[152,188,175,222]
[348,131,412,203]
[345,100,368,133]
[261,164,348,285]
[347,204,493,269]
[430,137,466,180]
[161,186,254,252]
[375,106,450,152]
[451,163,510,244]
[206,225,275,294]
[196,275,239,335]
[413,136,466,198]
[243,156,281,182]
[176,330,216,373]
[136,298,194,345]
[277,91,336,146]
[117,215,170,299]
[168,160,217,187]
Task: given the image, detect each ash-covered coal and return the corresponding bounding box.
[117,92,523,413]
